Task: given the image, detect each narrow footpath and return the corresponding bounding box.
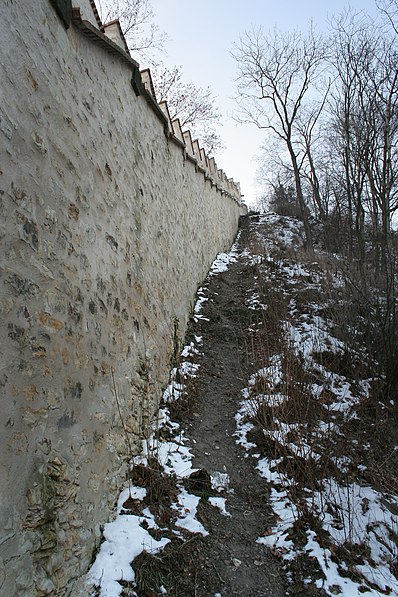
[174,218,287,596]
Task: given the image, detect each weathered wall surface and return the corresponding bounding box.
[0,1,245,594]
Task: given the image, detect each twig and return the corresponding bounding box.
[212,563,225,584]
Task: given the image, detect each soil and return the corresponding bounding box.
[180,219,287,597]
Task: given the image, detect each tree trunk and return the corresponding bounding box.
[287,140,313,247]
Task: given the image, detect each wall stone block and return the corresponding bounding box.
[0,0,246,594]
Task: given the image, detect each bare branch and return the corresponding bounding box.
[233,25,327,245]
[97,0,167,62]
[152,64,224,156]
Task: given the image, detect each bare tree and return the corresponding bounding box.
[96,2,223,155]
[233,26,326,246]
[376,0,398,34]
[363,38,398,265]
[327,11,398,383]
[328,14,374,261]
[296,92,330,222]
[153,65,224,156]
[97,0,167,62]
[329,12,398,270]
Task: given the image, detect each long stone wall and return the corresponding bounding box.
[0,1,245,594]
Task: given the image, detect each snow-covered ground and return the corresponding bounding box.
[85,359,204,596]
[236,213,398,597]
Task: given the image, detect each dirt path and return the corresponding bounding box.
[177,219,287,596]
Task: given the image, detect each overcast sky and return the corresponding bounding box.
[150,0,381,207]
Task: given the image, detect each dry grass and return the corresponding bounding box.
[241,231,398,589]
[132,536,207,597]
[127,461,179,527]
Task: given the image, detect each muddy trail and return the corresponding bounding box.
[174,219,286,596]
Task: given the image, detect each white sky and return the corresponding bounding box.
[150,0,381,207]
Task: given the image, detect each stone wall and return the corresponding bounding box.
[0,1,245,594]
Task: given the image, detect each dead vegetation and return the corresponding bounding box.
[131,534,218,597]
[238,215,398,593]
